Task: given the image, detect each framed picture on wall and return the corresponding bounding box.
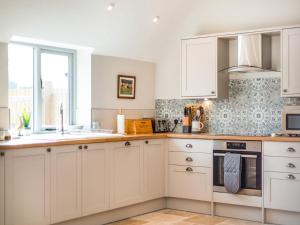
[117,75,136,99]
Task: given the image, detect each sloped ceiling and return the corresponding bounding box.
[1,0,300,63]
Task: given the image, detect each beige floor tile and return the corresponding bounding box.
[217,218,264,225]
[184,215,227,225]
[134,211,185,223]
[162,209,199,218]
[108,218,148,225]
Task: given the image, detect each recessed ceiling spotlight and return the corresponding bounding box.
[107,3,115,11]
[153,16,160,23]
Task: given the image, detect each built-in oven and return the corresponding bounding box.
[213,140,262,196]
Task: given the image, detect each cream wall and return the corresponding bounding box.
[0,43,8,107]
[155,0,300,99]
[91,55,155,110]
[91,55,156,130]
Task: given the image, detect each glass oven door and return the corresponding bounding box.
[213,150,261,194]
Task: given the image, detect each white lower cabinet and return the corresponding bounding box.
[51,145,82,224]
[0,151,4,225]
[82,143,109,216]
[110,141,143,209]
[143,139,165,200]
[168,165,211,201]
[4,148,51,225]
[264,172,300,212]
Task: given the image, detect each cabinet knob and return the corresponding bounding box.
[287,174,296,180]
[283,89,288,93]
[84,145,88,150]
[0,152,4,157]
[46,148,51,153]
[211,91,215,94]
[186,167,193,172]
[78,146,83,150]
[287,147,296,152]
[145,140,149,144]
[287,163,296,168]
[125,141,131,146]
[185,144,193,148]
[186,157,193,162]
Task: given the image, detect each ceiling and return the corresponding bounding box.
[0,0,197,62]
[1,0,300,62]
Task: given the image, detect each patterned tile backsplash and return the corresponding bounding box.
[156,76,300,136]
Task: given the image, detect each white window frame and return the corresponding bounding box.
[10,42,77,132]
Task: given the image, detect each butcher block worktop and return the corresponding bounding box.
[1,133,300,150]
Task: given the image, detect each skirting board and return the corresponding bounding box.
[265,208,300,225]
[55,198,166,225]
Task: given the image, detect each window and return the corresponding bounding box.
[8,43,76,132]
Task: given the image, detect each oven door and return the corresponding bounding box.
[213,150,262,196]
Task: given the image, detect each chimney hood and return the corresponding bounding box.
[228,33,271,73]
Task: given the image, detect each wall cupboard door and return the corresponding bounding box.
[282,28,300,97]
[168,165,211,201]
[181,37,217,98]
[4,148,50,225]
[82,143,109,216]
[51,145,82,224]
[264,172,300,212]
[143,140,165,200]
[110,141,143,209]
[0,151,5,225]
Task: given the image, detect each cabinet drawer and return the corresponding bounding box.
[264,172,300,212]
[168,152,211,167]
[168,165,211,201]
[264,142,300,157]
[264,156,300,173]
[168,139,212,153]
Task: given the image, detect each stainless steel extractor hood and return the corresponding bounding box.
[228,33,271,73]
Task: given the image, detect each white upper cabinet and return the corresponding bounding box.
[282,28,300,96]
[51,145,82,224]
[110,141,143,209]
[4,148,50,225]
[82,143,109,216]
[181,37,217,98]
[143,139,165,200]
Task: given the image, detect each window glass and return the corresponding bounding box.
[41,52,70,130]
[8,44,34,130]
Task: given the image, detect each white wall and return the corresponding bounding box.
[155,0,300,99]
[91,55,155,110]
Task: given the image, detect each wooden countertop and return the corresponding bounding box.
[1,133,300,150]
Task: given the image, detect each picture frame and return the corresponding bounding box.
[117,75,136,99]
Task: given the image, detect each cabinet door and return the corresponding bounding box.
[143,140,165,200]
[181,37,217,98]
[5,148,50,225]
[264,172,300,212]
[282,28,300,96]
[82,144,109,216]
[0,152,5,225]
[168,165,211,201]
[110,141,143,209]
[51,145,82,223]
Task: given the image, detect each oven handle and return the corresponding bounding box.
[213,153,257,159]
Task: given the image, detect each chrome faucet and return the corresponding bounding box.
[60,103,64,135]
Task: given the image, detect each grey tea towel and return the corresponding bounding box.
[224,153,242,194]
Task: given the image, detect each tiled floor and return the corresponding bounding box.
[108,209,269,225]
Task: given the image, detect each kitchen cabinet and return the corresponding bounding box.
[181,37,228,99]
[4,148,50,225]
[168,165,211,201]
[110,141,143,209]
[181,37,217,98]
[0,151,5,225]
[82,143,109,216]
[282,28,300,97]
[143,139,165,200]
[264,172,300,212]
[51,145,82,223]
